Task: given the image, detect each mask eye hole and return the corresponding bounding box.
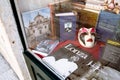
[81,32,88,36]
[91,33,96,36]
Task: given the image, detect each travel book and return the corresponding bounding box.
[100,39,120,71]
[55,12,77,42]
[32,39,59,56]
[42,43,101,79]
[96,10,120,42]
[21,7,51,48]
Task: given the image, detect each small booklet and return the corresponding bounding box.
[32,39,59,56]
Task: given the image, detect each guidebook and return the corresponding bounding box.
[21,7,51,48]
[96,10,120,42]
[32,39,59,56]
[42,43,101,79]
[55,12,77,42]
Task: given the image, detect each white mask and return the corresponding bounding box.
[78,27,96,48]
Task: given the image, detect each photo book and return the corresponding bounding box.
[32,39,59,57]
[42,43,101,79]
[55,12,77,42]
[21,7,51,48]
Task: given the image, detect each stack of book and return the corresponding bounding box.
[42,43,100,79]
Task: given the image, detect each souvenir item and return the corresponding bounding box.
[78,27,96,48]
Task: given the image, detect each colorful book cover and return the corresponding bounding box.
[96,10,120,42]
[32,39,59,56]
[55,12,77,42]
[21,7,51,48]
[42,43,99,79]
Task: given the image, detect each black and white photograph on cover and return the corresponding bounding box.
[22,7,51,49]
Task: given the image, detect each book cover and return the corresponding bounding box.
[42,43,100,79]
[21,7,51,48]
[96,10,120,42]
[55,12,77,42]
[32,39,59,56]
[100,39,120,71]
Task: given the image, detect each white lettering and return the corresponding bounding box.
[65,44,88,59]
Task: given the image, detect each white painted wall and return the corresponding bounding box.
[0,0,31,80]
